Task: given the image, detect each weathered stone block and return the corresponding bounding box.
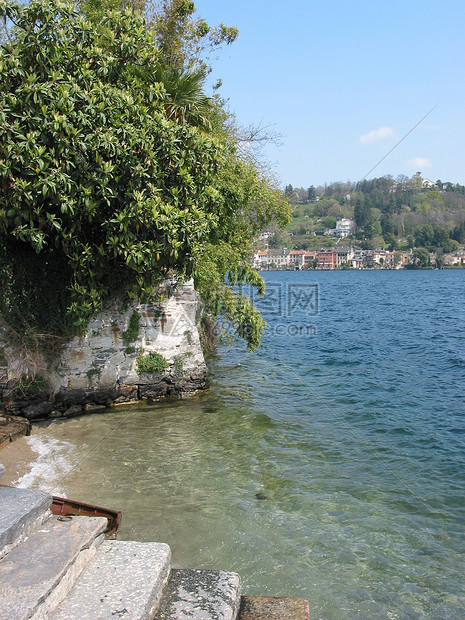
[113,385,138,403]
[0,486,52,555]
[55,389,89,407]
[155,569,241,620]
[1,280,209,416]
[66,376,90,391]
[51,541,171,620]
[139,381,170,399]
[0,515,107,619]
[64,404,83,417]
[91,389,115,407]
[239,596,311,620]
[97,372,115,389]
[22,402,54,420]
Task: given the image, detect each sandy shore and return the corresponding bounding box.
[0,433,43,487]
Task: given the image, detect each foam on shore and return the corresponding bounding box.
[0,428,76,496]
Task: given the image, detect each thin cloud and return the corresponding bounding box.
[407,157,432,168]
[359,126,394,145]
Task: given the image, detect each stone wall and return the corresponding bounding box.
[0,280,209,419]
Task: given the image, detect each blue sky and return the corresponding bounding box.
[196,0,465,189]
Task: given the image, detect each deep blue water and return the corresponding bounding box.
[18,269,465,619]
[208,269,465,617]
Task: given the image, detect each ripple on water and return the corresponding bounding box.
[12,270,465,619]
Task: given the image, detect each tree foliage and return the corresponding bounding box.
[413,248,430,268]
[277,173,465,253]
[0,0,288,350]
[149,0,238,71]
[79,0,238,72]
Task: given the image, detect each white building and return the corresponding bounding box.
[267,248,291,268]
[335,218,354,238]
[422,178,437,189]
[335,247,354,267]
[289,250,307,269]
[251,250,270,269]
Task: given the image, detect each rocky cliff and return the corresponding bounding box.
[0,280,209,420]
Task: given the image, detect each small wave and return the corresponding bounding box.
[448,355,465,368]
[13,435,76,494]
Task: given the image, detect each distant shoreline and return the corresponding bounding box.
[258,266,465,272]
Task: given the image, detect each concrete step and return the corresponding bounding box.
[50,540,171,620]
[238,596,311,619]
[154,568,242,620]
[0,514,107,620]
[0,485,53,558]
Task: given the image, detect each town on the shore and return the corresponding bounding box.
[252,218,465,270]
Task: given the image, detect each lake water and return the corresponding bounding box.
[9,270,465,619]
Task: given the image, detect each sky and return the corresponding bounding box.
[195,0,465,189]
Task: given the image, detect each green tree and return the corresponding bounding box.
[324,216,336,230]
[414,225,434,248]
[268,230,291,248]
[432,226,449,249]
[354,195,372,228]
[0,0,215,330]
[384,233,397,251]
[78,0,144,22]
[413,248,430,268]
[307,185,317,202]
[137,64,214,130]
[149,0,238,71]
[442,238,460,253]
[410,172,423,190]
[380,213,393,236]
[79,0,238,72]
[451,221,465,243]
[0,0,288,350]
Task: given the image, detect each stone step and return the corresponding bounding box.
[0,485,53,558]
[154,568,242,620]
[238,596,311,619]
[50,540,171,620]
[0,514,107,620]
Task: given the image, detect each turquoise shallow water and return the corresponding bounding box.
[18,270,465,619]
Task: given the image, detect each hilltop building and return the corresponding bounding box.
[335,218,354,238]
